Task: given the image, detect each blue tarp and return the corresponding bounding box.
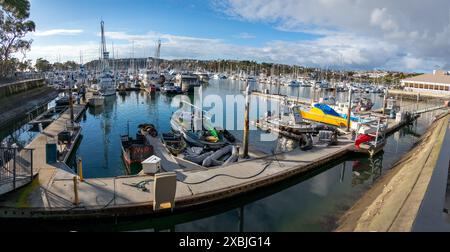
[314,103,341,117]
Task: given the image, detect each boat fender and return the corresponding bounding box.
[223,146,239,166]
[203,146,233,167]
[185,151,214,165]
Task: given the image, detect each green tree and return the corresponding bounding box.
[17,58,31,71]
[63,61,78,70]
[0,0,31,19]
[35,58,52,72]
[0,0,35,77]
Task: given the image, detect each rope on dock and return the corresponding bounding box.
[122,179,153,192]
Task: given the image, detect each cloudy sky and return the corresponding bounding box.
[25,0,450,72]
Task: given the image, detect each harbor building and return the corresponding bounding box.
[401,70,450,95]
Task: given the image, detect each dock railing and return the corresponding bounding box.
[0,147,34,190]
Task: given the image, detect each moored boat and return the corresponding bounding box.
[120,131,154,175]
[161,132,187,156]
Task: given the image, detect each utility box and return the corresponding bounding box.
[142,155,161,174]
[46,143,57,164]
[153,172,177,212]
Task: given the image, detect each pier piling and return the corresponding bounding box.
[78,157,84,182]
[347,88,353,132]
[243,82,250,159]
[73,176,79,206]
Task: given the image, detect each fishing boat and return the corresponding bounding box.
[88,94,105,107]
[352,97,374,112]
[354,118,387,157]
[175,73,201,93]
[120,131,154,175]
[161,132,187,156]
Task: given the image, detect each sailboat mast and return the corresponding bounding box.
[100,20,109,71]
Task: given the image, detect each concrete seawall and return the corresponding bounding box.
[337,112,450,232]
[0,81,58,130]
[0,79,46,99]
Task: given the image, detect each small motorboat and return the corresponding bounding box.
[55,94,77,107]
[161,132,187,156]
[121,131,154,175]
[161,83,182,94]
[88,94,105,107]
[353,118,386,157]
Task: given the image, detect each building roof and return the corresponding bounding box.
[401,70,450,85]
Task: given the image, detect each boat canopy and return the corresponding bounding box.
[314,103,341,118]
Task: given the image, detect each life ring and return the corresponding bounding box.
[143,146,151,153]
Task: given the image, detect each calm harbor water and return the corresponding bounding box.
[0,80,444,231]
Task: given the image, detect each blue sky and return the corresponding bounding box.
[26,0,450,72]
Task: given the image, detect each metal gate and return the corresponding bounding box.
[0,147,34,190]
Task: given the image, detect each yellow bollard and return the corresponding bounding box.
[78,157,84,182]
[73,176,79,206]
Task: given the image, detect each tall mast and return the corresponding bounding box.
[100,20,109,71]
[155,39,161,74]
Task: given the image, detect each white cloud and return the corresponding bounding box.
[34,29,84,37]
[26,0,450,72]
[236,32,256,39]
[213,0,450,71]
[27,30,397,70]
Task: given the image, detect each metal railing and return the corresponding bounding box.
[0,73,45,86]
[0,147,34,190]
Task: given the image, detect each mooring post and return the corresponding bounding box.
[347,87,353,132]
[69,74,74,123]
[73,176,79,205]
[243,82,251,159]
[78,157,84,182]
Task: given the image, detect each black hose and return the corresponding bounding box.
[180,159,274,185]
